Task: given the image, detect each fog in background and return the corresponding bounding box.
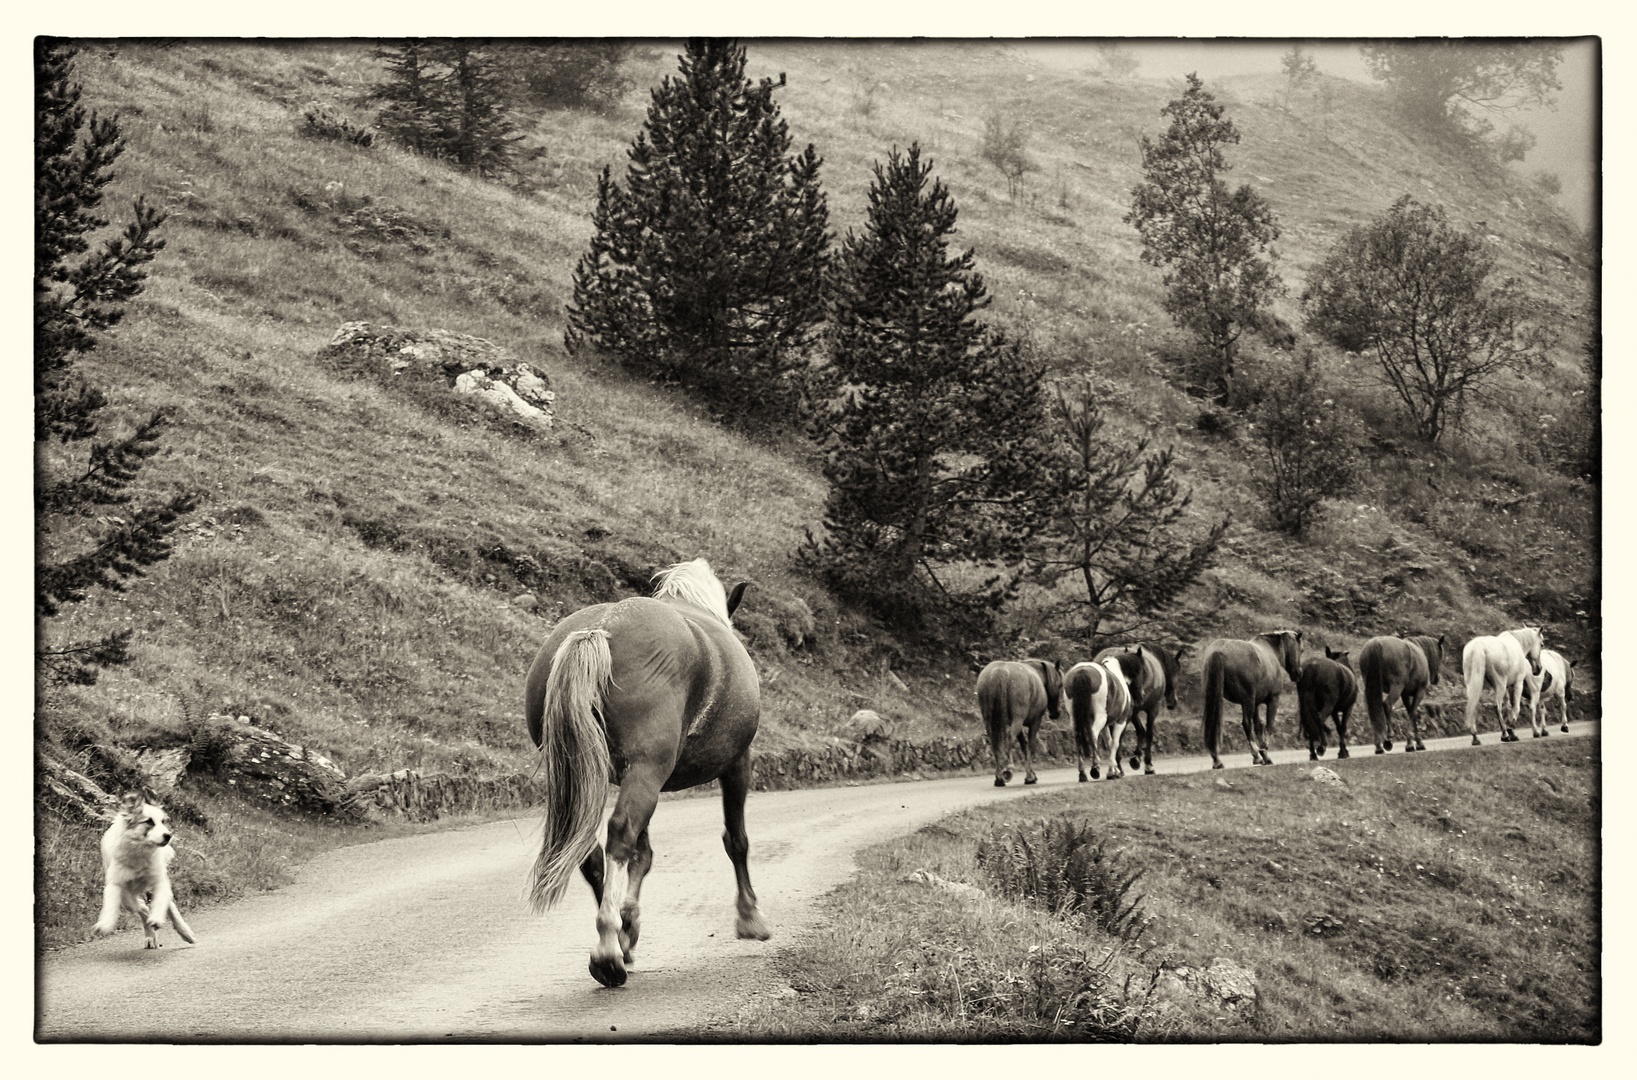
[1022,39,1597,233]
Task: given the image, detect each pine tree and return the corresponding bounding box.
[1126,74,1283,399]
[35,40,196,686]
[1034,377,1228,642]
[565,38,829,416]
[804,144,1053,638]
[370,39,521,175]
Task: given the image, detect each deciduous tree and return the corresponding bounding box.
[1360,40,1562,129]
[1245,351,1363,536]
[1303,195,1545,444]
[1126,74,1283,399]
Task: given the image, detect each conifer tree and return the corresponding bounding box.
[804,144,1053,638]
[565,38,828,415]
[1126,74,1283,399]
[1034,377,1227,642]
[370,39,520,175]
[35,40,196,686]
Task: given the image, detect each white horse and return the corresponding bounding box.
[1064,657,1133,781]
[1461,627,1545,744]
[1522,648,1576,735]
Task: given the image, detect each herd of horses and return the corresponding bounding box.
[978,624,1577,787]
[520,559,1580,987]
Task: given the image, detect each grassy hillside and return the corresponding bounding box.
[40,40,1597,796]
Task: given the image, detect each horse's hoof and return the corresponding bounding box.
[1078,772,1088,783]
[1541,730,1549,737]
[1091,767,1101,779]
[1561,725,1570,733]
[1003,769,1013,782]
[1144,766,1155,775]
[1130,756,1141,770]
[1024,775,1038,785]
[1110,770,1123,780]
[736,913,772,941]
[994,778,1008,787]
[589,954,627,988]
[1375,747,1385,755]
[1383,740,1394,751]
[1471,735,1482,746]
[1211,761,1224,770]
[1338,748,1349,759]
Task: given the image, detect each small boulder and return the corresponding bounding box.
[134,747,192,796]
[1311,766,1344,785]
[513,592,538,611]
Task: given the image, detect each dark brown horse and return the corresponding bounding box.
[1065,657,1132,782]
[977,659,1063,786]
[1094,643,1184,775]
[1358,633,1445,753]
[523,559,766,988]
[1298,647,1358,761]
[1198,630,1303,768]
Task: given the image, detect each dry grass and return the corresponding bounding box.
[734,735,1598,1042]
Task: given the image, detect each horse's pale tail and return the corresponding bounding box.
[529,629,614,914]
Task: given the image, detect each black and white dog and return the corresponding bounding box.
[92,792,197,949]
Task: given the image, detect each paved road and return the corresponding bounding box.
[36,720,1598,1042]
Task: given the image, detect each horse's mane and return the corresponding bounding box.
[652,559,732,626]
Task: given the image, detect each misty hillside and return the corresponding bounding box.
[40,39,1596,788]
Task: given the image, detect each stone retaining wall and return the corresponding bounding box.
[336,690,1601,822]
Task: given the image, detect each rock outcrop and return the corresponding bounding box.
[323,321,556,431]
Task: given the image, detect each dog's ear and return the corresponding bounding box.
[119,791,143,817]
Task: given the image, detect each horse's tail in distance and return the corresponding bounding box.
[529,628,614,914]
[1202,649,1226,749]
[1360,644,1389,738]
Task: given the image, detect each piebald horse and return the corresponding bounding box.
[1358,633,1445,753]
[1093,643,1184,776]
[1463,627,1545,744]
[1065,656,1133,782]
[523,559,768,988]
[977,659,1063,787]
[1522,648,1576,734]
[1198,630,1303,768]
[1297,646,1358,760]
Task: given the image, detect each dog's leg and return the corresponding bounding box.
[92,883,125,938]
[146,878,174,948]
[166,898,196,944]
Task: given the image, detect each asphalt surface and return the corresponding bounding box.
[36,719,1598,1042]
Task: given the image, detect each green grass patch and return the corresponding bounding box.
[734,737,1599,1042]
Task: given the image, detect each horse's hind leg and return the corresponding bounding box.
[989,717,1013,786]
[720,749,771,940]
[1258,697,1278,765]
[1241,702,1262,766]
[1020,724,1039,784]
[589,767,664,988]
[1140,712,1156,775]
[1334,706,1351,759]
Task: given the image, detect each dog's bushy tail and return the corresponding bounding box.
[528,629,613,914]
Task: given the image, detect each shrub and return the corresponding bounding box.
[976,817,1150,946]
[301,101,375,147]
[1245,350,1364,537]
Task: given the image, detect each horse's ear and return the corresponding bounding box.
[726,581,749,618]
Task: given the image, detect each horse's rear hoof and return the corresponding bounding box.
[1561,725,1570,733]
[1375,747,1385,755]
[1024,775,1038,785]
[1144,766,1155,775]
[736,913,772,941]
[1129,755,1141,770]
[1091,767,1101,779]
[1078,772,1088,783]
[1211,761,1224,770]
[589,954,627,988]
[994,777,1008,787]
[1471,735,1482,746]
[1003,769,1013,782]
[1338,748,1350,759]
[1383,740,1393,752]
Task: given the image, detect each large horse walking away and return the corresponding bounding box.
[1198,630,1303,768]
[977,659,1063,786]
[1462,626,1545,744]
[523,559,768,988]
[1065,656,1131,782]
[1093,643,1184,776]
[1522,648,1576,734]
[1298,646,1358,760]
[1357,633,1445,753]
